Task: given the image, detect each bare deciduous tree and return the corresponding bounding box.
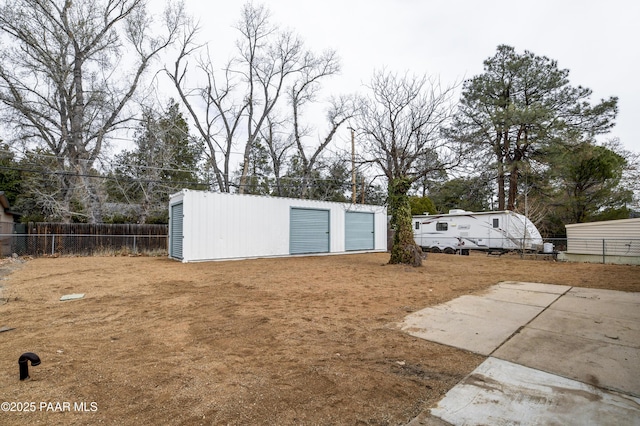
[260,116,293,197]
[167,3,342,194]
[0,0,183,222]
[357,70,462,266]
[289,54,356,198]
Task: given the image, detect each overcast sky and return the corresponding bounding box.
[177,0,639,153]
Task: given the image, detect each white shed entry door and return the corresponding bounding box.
[170,203,184,259]
[345,211,374,251]
[290,208,330,254]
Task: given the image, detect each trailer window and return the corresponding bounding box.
[492,218,499,228]
[415,221,420,230]
[436,222,448,231]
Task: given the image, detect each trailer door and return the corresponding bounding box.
[490,215,502,248]
[413,219,422,247]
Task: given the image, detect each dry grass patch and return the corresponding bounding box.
[0,253,638,425]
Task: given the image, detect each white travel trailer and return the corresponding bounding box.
[413,209,544,254]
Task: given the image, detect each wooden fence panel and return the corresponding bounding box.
[10,223,168,256]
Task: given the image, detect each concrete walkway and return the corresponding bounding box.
[401,282,640,425]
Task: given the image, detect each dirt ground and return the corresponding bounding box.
[0,252,638,425]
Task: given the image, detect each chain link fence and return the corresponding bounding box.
[412,235,639,265]
[544,237,640,265]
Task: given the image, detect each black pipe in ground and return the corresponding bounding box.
[19,352,41,380]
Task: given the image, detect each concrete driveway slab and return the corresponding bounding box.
[567,287,640,305]
[495,281,571,294]
[403,282,640,425]
[528,308,640,347]
[431,295,544,321]
[430,357,640,426]
[481,286,565,307]
[493,327,640,397]
[401,296,544,356]
[552,288,640,321]
[403,309,523,356]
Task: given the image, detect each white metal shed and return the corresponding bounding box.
[168,190,387,262]
[561,218,640,265]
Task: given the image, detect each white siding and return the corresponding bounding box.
[169,190,387,262]
[565,218,640,256]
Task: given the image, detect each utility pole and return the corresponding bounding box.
[350,127,356,204]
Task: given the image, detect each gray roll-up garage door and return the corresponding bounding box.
[170,203,183,259]
[290,208,330,254]
[345,211,374,251]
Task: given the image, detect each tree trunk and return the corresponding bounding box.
[507,163,518,211]
[497,163,506,210]
[80,172,103,224]
[494,133,506,210]
[238,143,251,194]
[60,183,74,224]
[388,177,424,267]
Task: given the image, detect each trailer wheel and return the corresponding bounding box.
[430,247,441,253]
[443,247,456,254]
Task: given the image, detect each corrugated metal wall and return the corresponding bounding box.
[169,190,387,262]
